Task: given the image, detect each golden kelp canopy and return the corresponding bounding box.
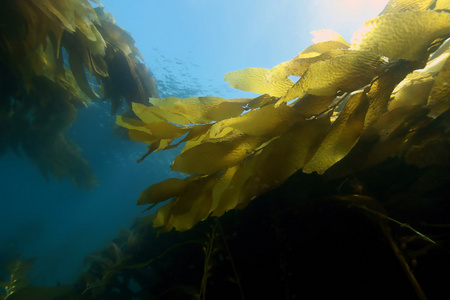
[0,0,158,188]
[118,0,450,232]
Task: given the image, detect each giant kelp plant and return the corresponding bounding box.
[0,0,158,189]
[2,0,450,299]
[117,1,450,231]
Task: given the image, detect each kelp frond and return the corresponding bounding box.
[0,0,158,188]
[117,1,450,232]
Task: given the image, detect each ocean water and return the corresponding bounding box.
[0,0,388,286]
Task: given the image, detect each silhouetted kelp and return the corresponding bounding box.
[2,0,450,299]
[0,0,158,189]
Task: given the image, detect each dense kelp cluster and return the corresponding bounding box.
[0,0,158,188]
[117,1,450,232]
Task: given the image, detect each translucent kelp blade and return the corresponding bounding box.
[171,133,263,174]
[303,92,369,174]
[214,102,301,138]
[279,50,385,103]
[350,11,450,61]
[132,102,189,125]
[148,96,249,124]
[155,175,216,232]
[388,72,435,111]
[269,44,350,82]
[379,0,435,15]
[311,30,350,45]
[427,54,450,117]
[435,0,450,10]
[210,165,239,216]
[137,178,189,205]
[236,116,331,209]
[224,68,294,97]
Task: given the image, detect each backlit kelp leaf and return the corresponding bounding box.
[365,59,421,127]
[303,92,369,174]
[132,102,189,125]
[379,0,435,14]
[171,133,262,174]
[279,50,385,103]
[225,41,350,97]
[350,11,450,61]
[224,68,294,97]
[311,30,350,45]
[427,53,450,117]
[148,96,249,124]
[214,102,301,138]
[154,175,216,231]
[210,165,239,216]
[246,94,277,109]
[388,72,435,111]
[435,0,450,10]
[235,116,331,208]
[291,94,336,118]
[137,178,189,205]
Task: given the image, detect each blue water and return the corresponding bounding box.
[0,0,388,286]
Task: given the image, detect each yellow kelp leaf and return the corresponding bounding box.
[171,133,262,174]
[435,0,450,10]
[224,68,294,97]
[311,30,350,45]
[291,94,336,118]
[235,116,331,208]
[210,165,240,216]
[350,11,450,61]
[214,102,301,138]
[388,71,435,111]
[427,59,450,117]
[116,115,152,134]
[137,178,189,205]
[279,50,385,103]
[132,102,188,125]
[116,116,188,148]
[268,44,350,84]
[303,91,369,174]
[379,0,435,14]
[148,96,248,124]
[247,94,277,109]
[154,175,216,231]
[364,59,421,127]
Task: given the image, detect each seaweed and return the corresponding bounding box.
[0,0,158,189]
[117,2,450,232]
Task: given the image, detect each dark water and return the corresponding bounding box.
[0,100,179,285]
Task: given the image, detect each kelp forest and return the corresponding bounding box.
[1,0,450,299]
